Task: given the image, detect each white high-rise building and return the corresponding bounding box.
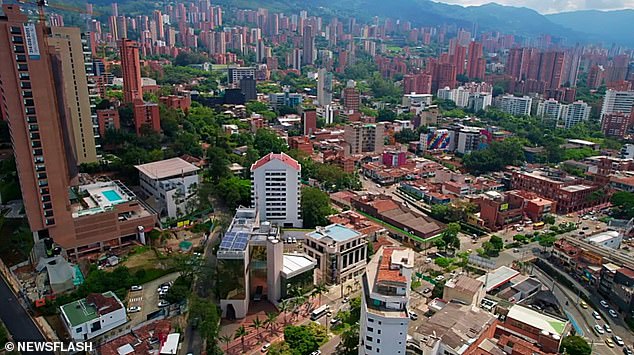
[359,246,414,355]
[536,98,563,121]
[317,68,333,106]
[497,94,532,116]
[251,152,302,228]
[601,89,634,118]
[561,100,591,129]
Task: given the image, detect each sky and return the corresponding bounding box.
[433,0,634,14]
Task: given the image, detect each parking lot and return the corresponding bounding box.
[126,272,180,326]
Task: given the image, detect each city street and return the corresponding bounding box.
[532,261,633,355]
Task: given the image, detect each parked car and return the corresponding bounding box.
[592,311,601,320]
[261,343,271,353]
[614,336,625,346]
[605,324,612,333]
[127,306,141,313]
[310,351,321,355]
[130,285,143,291]
[330,318,340,325]
[423,288,431,294]
[434,275,445,282]
[601,300,609,308]
[342,297,349,304]
[623,346,633,355]
[579,300,588,309]
[409,311,418,320]
[158,300,170,308]
[609,309,619,318]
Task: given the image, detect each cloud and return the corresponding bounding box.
[433,0,634,13]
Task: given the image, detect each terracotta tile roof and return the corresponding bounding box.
[376,248,407,284]
[371,199,400,213]
[250,152,300,171]
[85,293,122,315]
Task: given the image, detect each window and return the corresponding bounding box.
[13,45,25,53]
[365,345,372,351]
[12,36,23,44]
[10,26,21,34]
[366,336,373,342]
[15,54,26,62]
[367,327,373,332]
[377,329,381,334]
[75,327,82,333]
[368,318,374,323]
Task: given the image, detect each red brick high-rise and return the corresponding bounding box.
[133,99,160,135]
[119,38,143,103]
[343,87,360,112]
[466,41,486,80]
[403,73,432,94]
[302,109,317,136]
[0,4,76,245]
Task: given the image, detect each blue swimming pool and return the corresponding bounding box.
[103,189,123,202]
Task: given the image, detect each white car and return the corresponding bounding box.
[601,300,609,308]
[130,285,143,291]
[594,324,605,335]
[609,309,618,318]
[127,306,141,313]
[604,324,612,333]
[158,300,170,308]
[342,297,349,303]
[592,311,601,320]
[409,311,418,320]
[613,336,625,347]
[261,343,271,353]
[434,275,445,282]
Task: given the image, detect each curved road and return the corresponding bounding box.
[0,275,52,355]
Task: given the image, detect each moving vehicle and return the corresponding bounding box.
[130,285,143,291]
[533,222,545,230]
[594,324,605,335]
[601,300,609,308]
[592,311,601,320]
[261,343,271,353]
[310,305,330,321]
[609,309,618,318]
[614,335,625,347]
[127,306,141,313]
[579,300,588,309]
[310,351,321,355]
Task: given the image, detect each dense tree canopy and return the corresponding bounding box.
[301,187,335,228]
[560,335,591,355]
[463,138,525,175]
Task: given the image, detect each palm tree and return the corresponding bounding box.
[278,300,291,324]
[219,335,232,351]
[264,312,278,336]
[251,317,263,343]
[313,283,328,305]
[234,325,249,353]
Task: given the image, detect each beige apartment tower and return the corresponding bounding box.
[49,26,98,164]
[344,122,385,155]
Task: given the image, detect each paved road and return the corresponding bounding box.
[532,262,628,355]
[0,275,52,355]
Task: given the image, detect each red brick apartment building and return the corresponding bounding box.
[510,169,606,214]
